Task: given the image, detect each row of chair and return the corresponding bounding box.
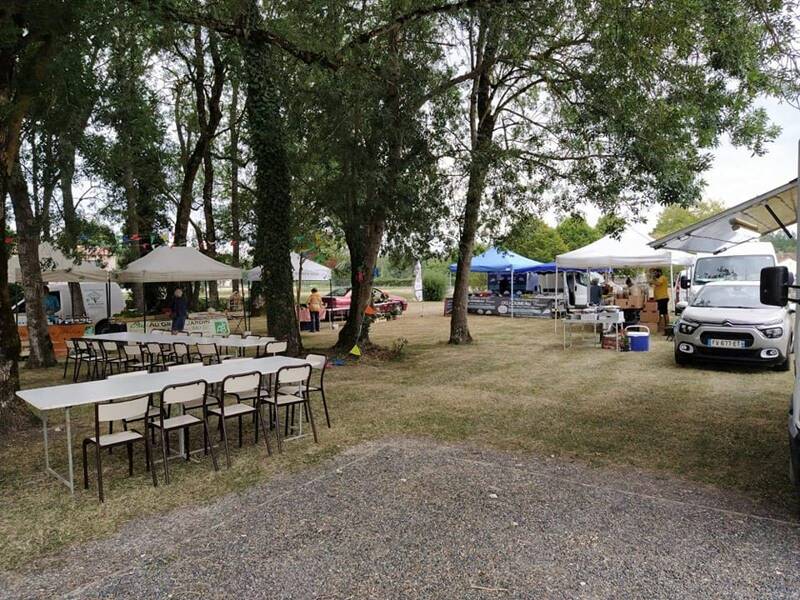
[64,336,285,382]
[82,355,329,502]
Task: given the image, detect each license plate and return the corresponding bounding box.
[708,339,746,349]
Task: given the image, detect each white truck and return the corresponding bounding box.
[13,282,125,325]
[676,241,777,313]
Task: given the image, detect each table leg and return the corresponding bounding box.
[42,412,50,472]
[65,407,75,494]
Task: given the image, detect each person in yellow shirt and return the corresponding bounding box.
[306,287,324,332]
[650,269,669,328]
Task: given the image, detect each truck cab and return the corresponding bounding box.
[676,242,777,314]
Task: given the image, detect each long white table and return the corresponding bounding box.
[17,356,307,494]
[85,331,275,350]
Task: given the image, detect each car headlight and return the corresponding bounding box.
[760,326,784,339]
[678,320,699,334]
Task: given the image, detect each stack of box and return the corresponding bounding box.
[639,300,660,325]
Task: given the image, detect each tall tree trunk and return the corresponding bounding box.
[241,7,301,355]
[202,146,219,305]
[58,135,86,318]
[335,215,385,350]
[449,14,498,345]
[122,163,145,313]
[8,154,57,367]
[229,78,241,293]
[0,172,24,430]
[174,27,225,246]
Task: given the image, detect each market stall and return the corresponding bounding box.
[445,248,541,318]
[115,245,244,332]
[554,227,694,344]
[9,243,111,355]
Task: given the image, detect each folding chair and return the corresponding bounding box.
[280,354,331,428]
[263,364,316,452]
[82,395,157,502]
[149,380,218,483]
[208,372,272,467]
[63,338,89,381]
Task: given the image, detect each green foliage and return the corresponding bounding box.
[555,215,599,251]
[422,273,447,301]
[500,216,567,262]
[763,232,797,254]
[650,200,727,239]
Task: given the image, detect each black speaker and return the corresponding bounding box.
[760,266,789,306]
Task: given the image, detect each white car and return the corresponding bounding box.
[674,281,793,370]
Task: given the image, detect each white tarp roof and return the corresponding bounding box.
[115,246,242,283]
[556,227,694,268]
[8,242,109,283]
[246,253,331,283]
[650,179,798,254]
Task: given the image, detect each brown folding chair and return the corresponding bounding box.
[82,395,157,502]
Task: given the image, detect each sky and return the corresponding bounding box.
[549,96,800,232]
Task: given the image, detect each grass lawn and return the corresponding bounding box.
[1,300,796,570]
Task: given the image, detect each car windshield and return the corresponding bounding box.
[693,255,773,284]
[328,287,350,297]
[691,285,766,309]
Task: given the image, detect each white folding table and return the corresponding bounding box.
[85,331,275,351]
[17,356,308,494]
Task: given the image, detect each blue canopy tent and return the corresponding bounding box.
[449,248,541,317]
[518,262,586,274]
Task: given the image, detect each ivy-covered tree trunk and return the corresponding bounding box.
[450,14,498,345]
[122,163,145,313]
[8,155,57,367]
[229,77,241,293]
[0,174,24,430]
[241,14,301,355]
[335,214,385,351]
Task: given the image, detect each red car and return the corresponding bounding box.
[322,287,408,319]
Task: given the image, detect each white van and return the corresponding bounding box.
[14,282,126,325]
[676,241,777,313]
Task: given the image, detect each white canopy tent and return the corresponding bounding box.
[116,245,242,283]
[556,227,694,268]
[245,253,331,283]
[8,242,109,283]
[553,227,694,332]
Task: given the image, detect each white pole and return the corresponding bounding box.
[510,268,515,318]
[554,263,559,332]
[792,139,800,433]
[669,261,674,315]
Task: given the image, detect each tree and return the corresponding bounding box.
[556,214,598,251]
[1,0,81,426]
[240,0,301,354]
[448,0,795,344]
[500,215,566,262]
[650,200,727,239]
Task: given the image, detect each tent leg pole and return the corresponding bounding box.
[669,263,674,316]
[510,269,514,319]
[554,265,558,333]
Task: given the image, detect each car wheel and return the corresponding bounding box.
[674,349,691,366]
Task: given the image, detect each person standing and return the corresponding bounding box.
[306,287,323,332]
[650,269,669,329]
[170,288,188,333]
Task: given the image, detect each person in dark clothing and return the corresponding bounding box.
[171,288,188,332]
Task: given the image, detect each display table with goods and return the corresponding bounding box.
[119,312,231,336]
[562,307,625,350]
[18,321,91,358]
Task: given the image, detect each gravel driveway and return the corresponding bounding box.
[2,438,799,599]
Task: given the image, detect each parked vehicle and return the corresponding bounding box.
[674,280,793,370]
[675,242,777,314]
[322,287,408,319]
[13,282,125,325]
[538,271,590,308]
